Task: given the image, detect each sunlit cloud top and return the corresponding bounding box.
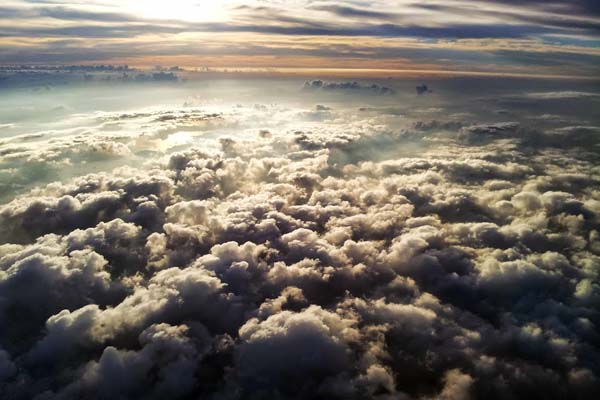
[1,0,599,76]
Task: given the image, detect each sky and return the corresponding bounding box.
[1,0,600,77]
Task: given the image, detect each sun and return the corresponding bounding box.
[128,0,228,22]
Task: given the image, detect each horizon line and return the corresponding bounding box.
[2,64,599,81]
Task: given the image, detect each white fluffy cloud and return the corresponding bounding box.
[0,79,599,399]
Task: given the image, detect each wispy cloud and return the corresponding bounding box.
[0,1,599,76]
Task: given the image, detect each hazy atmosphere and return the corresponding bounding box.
[1,2,600,400]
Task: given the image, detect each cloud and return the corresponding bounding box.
[0,348,16,383]
[1,1,599,75]
[438,369,474,400]
[55,323,203,399]
[0,78,599,399]
[234,305,358,394]
[525,91,600,99]
[303,80,395,95]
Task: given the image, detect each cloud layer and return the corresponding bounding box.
[0,1,599,76]
[0,77,600,399]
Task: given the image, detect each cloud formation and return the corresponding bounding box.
[0,1,599,76]
[303,80,395,95]
[0,77,599,399]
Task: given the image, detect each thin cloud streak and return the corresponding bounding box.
[0,1,599,76]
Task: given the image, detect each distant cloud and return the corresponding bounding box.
[416,84,430,95]
[303,80,395,95]
[525,91,600,99]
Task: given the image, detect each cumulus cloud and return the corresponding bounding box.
[0,78,599,400]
